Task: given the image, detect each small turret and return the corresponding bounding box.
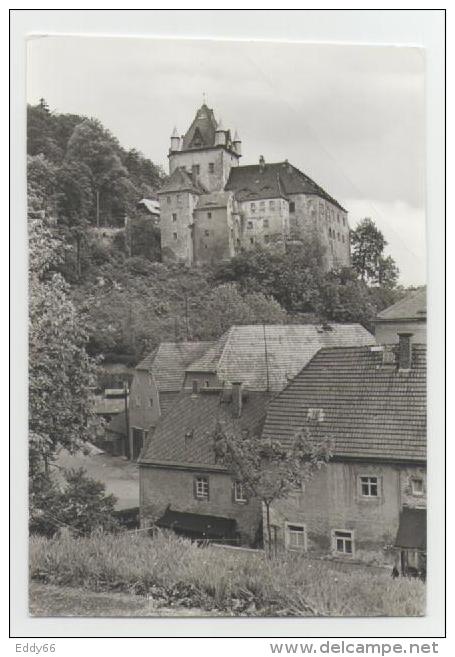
[215,119,226,147]
[170,127,181,152]
[233,130,242,156]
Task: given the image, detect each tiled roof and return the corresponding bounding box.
[140,389,271,466]
[137,341,215,392]
[225,162,346,210]
[181,104,218,150]
[376,287,426,322]
[186,324,375,391]
[158,167,207,195]
[262,344,426,462]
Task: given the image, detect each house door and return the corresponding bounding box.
[132,428,143,460]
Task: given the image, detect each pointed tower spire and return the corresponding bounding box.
[233,129,242,156]
[170,126,180,152]
[215,118,225,146]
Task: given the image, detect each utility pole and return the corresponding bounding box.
[123,380,130,459]
[96,189,100,228]
[263,324,270,392]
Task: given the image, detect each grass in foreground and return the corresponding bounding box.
[29,531,425,617]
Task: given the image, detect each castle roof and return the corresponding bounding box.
[376,287,426,323]
[181,104,219,150]
[262,344,426,462]
[195,191,231,210]
[158,167,207,195]
[225,161,346,210]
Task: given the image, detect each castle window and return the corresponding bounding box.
[250,203,256,213]
[263,219,269,227]
[209,162,215,173]
[289,202,295,213]
[207,212,212,219]
[269,200,275,210]
[172,213,177,222]
[247,221,253,229]
[193,164,200,175]
[249,237,254,244]
[173,232,178,240]
[205,229,210,236]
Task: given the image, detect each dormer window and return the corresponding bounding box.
[289,202,295,213]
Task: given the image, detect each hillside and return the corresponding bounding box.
[27,101,406,367]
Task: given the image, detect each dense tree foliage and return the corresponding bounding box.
[350,217,399,288]
[29,468,118,537]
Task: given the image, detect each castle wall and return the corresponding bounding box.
[193,201,235,265]
[238,197,290,250]
[158,191,198,264]
[169,148,239,193]
[289,194,350,269]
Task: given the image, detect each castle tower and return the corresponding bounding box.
[168,103,241,193]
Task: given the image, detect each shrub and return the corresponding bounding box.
[29,531,425,617]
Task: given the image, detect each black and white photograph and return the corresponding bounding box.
[11,9,445,634]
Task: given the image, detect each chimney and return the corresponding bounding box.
[231,382,243,418]
[397,332,413,370]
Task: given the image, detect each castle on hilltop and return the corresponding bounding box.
[158,103,350,268]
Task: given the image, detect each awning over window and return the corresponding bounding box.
[395,507,426,550]
[156,508,237,539]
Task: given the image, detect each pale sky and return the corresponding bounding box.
[27,36,426,286]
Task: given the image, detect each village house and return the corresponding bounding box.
[260,333,426,574]
[128,341,215,460]
[158,103,350,269]
[374,286,426,345]
[138,323,374,544]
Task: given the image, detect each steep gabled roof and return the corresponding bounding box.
[158,167,208,195]
[262,344,426,462]
[139,389,271,467]
[181,104,218,150]
[376,287,426,322]
[136,341,215,393]
[186,324,375,391]
[225,162,346,210]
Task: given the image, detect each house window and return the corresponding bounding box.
[204,380,210,388]
[263,218,269,227]
[207,212,212,219]
[209,163,215,173]
[250,203,256,213]
[249,237,254,244]
[233,481,247,503]
[332,530,354,555]
[172,213,177,222]
[411,478,424,496]
[173,232,178,240]
[269,200,275,210]
[194,476,209,500]
[247,221,253,229]
[289,202,295,213]
[360,475,379,497]
[307,408,324,422]
[286,523,306,551]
